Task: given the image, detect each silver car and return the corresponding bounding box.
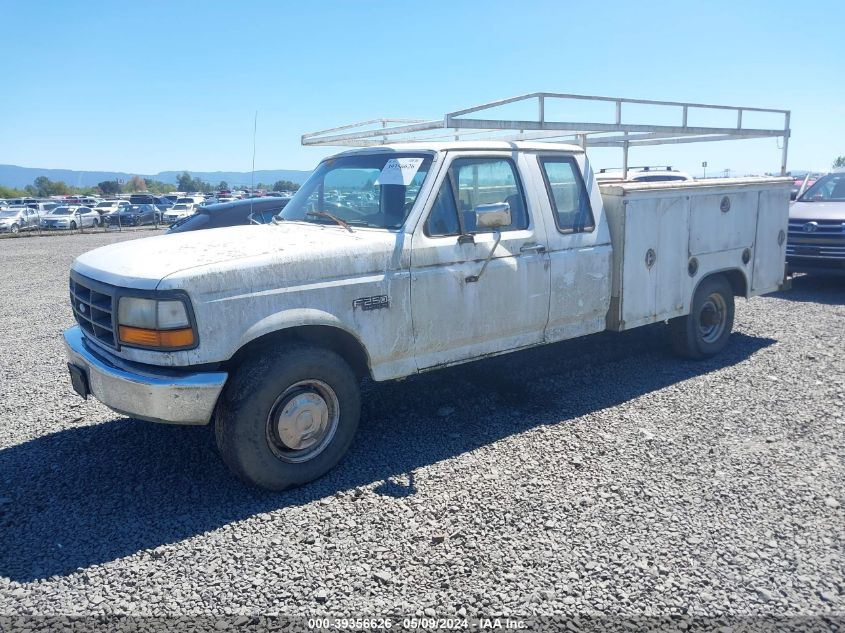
[787,169,845,276]
[40,206,101,230]
[0,206,41,233]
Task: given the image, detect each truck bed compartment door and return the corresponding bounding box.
[752,189,790,294]
[618,197,689,329]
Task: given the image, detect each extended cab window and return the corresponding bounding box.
[539,157,595,233]
[425,157,528,236]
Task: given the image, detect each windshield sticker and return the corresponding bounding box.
[375,157,424,186]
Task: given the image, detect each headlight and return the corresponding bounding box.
[117,297,196,349]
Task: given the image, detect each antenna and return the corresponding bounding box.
[250,110,257,220]
[251,110,258,195]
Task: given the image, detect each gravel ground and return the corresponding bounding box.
[0,232,842,628]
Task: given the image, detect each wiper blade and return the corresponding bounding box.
[306,210,353,232]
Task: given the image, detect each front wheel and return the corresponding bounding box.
[10,223,19,234]
[69,221,77,230]
[215,343,361,490]
[669,274,735,359]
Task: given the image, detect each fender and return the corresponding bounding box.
[238,308,360,352]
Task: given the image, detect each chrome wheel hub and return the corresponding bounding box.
[267,380,339,463]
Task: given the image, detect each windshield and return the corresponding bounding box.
[96,202,115,208]
[52,207,74,215]
[176,198,194,204]
[172,204,188,210]
[799,172,845,202]
[0,210,21,218]
[279,152,433,230]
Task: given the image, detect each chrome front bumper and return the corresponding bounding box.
[63,326,228,425]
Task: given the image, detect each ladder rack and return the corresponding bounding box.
[301,92,791,176]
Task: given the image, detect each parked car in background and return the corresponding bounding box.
[63,196,101,207]
[177,196,205,206]
[129,193,172,214]
[104,204,161,227]
[94,200,130,215]
[0,206,41,233]
[158,196,202,224]
[21,201,60,216]
[163,201,198,224]
[128,193,161,205]
[790,174,820,200]
[595,166,694,183]
[167,197,291,234]
[41,206,101,230]
[9,197,43,207]
[786,169,845,276]
[0,199,9,209]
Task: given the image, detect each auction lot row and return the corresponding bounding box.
[0,231,842,622]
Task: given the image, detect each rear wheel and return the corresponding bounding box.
[215,343,361,490]
[669,274,735,359]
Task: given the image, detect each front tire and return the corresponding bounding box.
[70,221,77,230]
[10,223,19,234]
[669,274,735,359]
[215,343,361,490]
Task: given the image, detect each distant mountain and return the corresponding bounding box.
[0,164,312,189]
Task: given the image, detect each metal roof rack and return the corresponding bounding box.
[301,92,791,176]
[597,165,677,173]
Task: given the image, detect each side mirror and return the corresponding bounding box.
[475,202,511,230]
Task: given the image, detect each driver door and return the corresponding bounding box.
[410,153,551,370]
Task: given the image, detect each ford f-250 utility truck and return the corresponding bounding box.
[63,141,791,489]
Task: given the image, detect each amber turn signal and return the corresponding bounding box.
[118,326,195,349]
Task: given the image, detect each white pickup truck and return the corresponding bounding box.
[64,141,791,489]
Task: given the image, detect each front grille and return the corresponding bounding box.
[70,274,117,348]
[787,218,845,260]
[788,219,845,237]
[786,244,845,260]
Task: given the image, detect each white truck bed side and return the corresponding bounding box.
[600,178,791,331]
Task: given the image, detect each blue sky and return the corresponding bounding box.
[1,0,842,177]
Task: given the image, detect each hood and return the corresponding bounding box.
[72,222,404,290]
[790,200,845,221]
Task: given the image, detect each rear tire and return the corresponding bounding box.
[215,343,361,490]
[669,274,735,359]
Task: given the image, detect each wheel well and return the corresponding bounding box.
[227,326,372,380]
[720,269,748,297]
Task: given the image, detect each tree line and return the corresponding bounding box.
[1,172,301,199]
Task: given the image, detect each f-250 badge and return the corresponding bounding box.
[352,295,390,311]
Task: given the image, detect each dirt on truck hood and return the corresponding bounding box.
[72,223,403,290]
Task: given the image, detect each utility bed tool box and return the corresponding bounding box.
[600,178,791,331]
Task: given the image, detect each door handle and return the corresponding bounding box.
[520,243,546,254]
